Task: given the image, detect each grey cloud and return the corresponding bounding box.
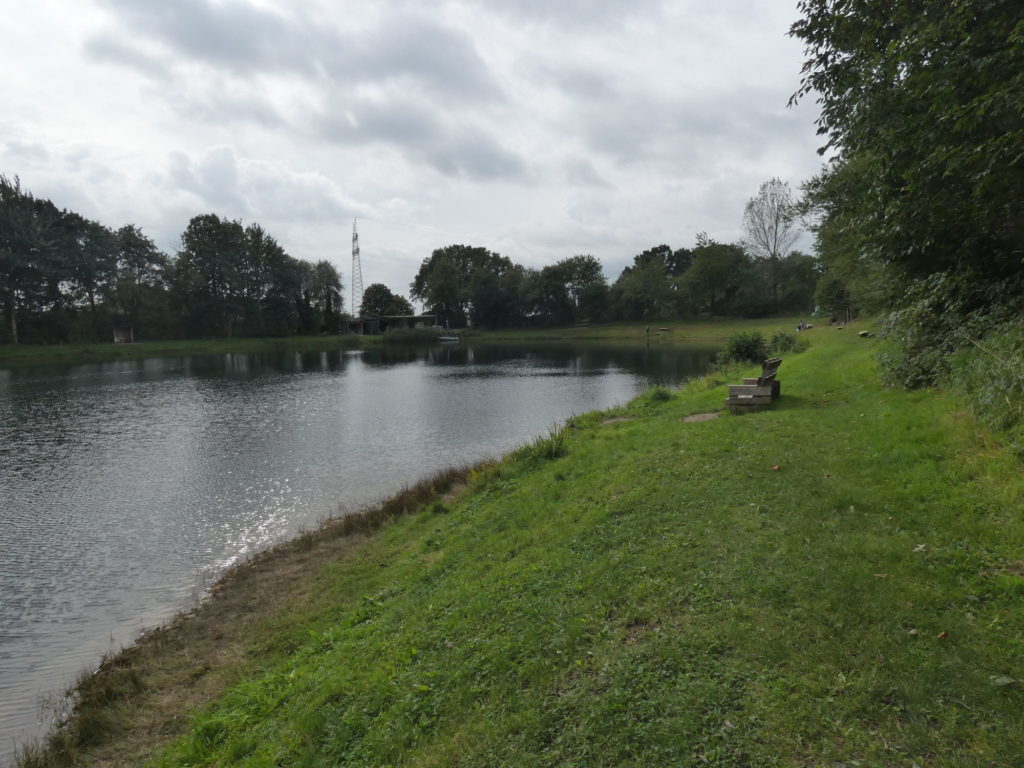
[316,96,528,182]
[4,140,51,163]
[94,0,315,76]
[426,129,528,181]
[547,65,616,101]
[576,86,806,174]
[167,147,247,215]
[462,0,666,29]
[174,87,285,129]
[164,146,365,224]
[91,1,502,104]
[335,15,500,102]
[564,157,610,188]
[318,97,443,148]
[84,34,172,80]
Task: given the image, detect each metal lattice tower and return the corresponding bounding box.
[351,219,363,317]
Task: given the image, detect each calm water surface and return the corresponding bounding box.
[0,342,713,759]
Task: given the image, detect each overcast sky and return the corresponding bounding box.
[1,0,823,307]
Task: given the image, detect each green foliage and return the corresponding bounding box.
[718,331,768,364]
[715,328,806,366]
[510,425,569,463]
[678,238,752,317]
[609,258,675,321]
[359,282,411,318]
[876,272,1022,388]
[951,321,1024,452]
[1,176,349,344]
[792,1,1024,382]
[814,274,851,316]
[644,385,675,403]
[410,244,513,328]
[768,330,800,354]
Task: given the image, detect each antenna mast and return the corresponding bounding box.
[351,219,363,316]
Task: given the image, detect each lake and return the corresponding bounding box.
[0,341,715,759]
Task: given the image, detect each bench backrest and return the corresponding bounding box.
[758,357,783,385]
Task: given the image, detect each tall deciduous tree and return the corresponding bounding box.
[0,175,48,343]
[312,260,344,332]
[743,178,800,311]
[175,214,247,337]
[411,244,512,327]
[680,237,750,316]
[112,224,167,337]
[552,254,606,311]
[360,282,411,318]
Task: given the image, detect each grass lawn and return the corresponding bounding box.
[0,317,814,368]
[20,321,1024,767]
[460,317,812,344]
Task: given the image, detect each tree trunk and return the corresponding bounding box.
[4,281,18,344]
[88,287,98,340]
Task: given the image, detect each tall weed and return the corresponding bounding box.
[951,321,1024,453]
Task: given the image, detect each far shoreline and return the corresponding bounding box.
[0,317,808,369]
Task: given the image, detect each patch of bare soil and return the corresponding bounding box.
[601,417,638,425]
[680,411,721,423]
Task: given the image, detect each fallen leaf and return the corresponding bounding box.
[937,631,949,640]
[772,465,781,471]
[873,573,889,579]
[992,675,1016,687]
[913,543,927,553]
[908,628,918,637]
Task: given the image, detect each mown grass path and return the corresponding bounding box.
[24,324,1024,767]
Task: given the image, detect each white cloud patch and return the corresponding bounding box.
[163,145,368,224]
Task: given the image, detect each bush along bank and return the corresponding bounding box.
[19,323,1024,767]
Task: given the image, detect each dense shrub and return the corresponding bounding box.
[951,321,1024,453]
[877,272,1022,388]
[718,331,768,363]
[644,386,675,403]
[769,330,801,354]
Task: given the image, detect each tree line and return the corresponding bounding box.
[408,231,818,330]
[1,175,342,344]
[789,0,1022,387]
[2,172,821,344]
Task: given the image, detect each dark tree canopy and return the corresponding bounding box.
[791,0,1024,283]
[791,0,1024,384]
[410,244,512,327]
[360,283,412,318]
[743,178,801,311]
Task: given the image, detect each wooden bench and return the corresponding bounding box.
[725,357,782,413]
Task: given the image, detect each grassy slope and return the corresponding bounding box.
[22,323,1024,767]
[151,325,1022,767]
